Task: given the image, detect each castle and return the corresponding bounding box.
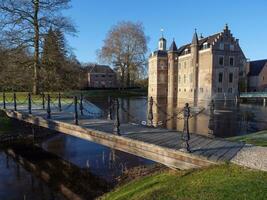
[148,24,247,109]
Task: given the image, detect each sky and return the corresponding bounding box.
[63,0,267,63]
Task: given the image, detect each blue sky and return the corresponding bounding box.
[64,0,267,63]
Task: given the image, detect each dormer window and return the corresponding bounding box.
[185,48,189,54]
[230,44,234,51]
[203,42,209,49]
[219,43,224,50]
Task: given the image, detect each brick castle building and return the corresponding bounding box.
[148,25,247,111]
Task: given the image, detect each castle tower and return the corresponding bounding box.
[191,29,199,106]
[167,40,178,129]
[158,37,167,51]
[148,36,168,126]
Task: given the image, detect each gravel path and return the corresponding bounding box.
[231,145,267,171]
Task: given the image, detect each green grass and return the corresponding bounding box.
[100,164,267,200]
[0,111,12,134]
[69,88,147,97]
[0,92,74,105]
[0,89,147,104]
[228,131,267,147]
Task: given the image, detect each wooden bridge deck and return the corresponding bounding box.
[2,106,245,170]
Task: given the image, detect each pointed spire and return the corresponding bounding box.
[169,39,177,52]
[224,23,229,30]
[192,28,198,45]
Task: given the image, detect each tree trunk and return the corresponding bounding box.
[121,67,125,90]
[33,0,39,94]
[126,65,130,88]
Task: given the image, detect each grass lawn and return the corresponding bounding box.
[99,164,267,200]
[227,130,267,147]
[0,89,147,104]
[69,88,147,97]
[0,92,74,105]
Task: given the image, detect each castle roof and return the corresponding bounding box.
[169,41,178,52]
[84,64,115,73]
[178,32,221,55]
[151,25,240,58]
[248,59,267,76]
[192,30,198,45]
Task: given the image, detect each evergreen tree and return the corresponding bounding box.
[41,28,83,91]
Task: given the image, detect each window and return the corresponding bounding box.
[178,75,181,83]
[190,73,193,83]
[102,75,105,78]
[229,73,233,83]
[219,56,224,66]
[185,49,189,54]
[184,62,187,68]
[179,88,181,92]
[217,88,222,93]
[218,73,223,83]
[200,88,203,93]
[230,45,234,51]
[219,43,224,50]
[228,88,233,93]
[229,57,234,66]
[160,64,165,70]
[159,74,165,83]
[203,42,209,49]
[184,89,186,92]
[184,74,186,83]
[95,75,99,78]
[109,75,113,78]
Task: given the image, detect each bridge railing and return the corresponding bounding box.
[1,92,213,153]
[240,92,267,98]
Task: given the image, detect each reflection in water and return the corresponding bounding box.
[87,96,267,137]
[3,144,110,200]
[0,134,154,200]
[41,134,154,182]
[0,151,64,200]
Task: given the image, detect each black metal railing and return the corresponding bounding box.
[0,92,214,152]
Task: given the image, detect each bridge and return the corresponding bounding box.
[0,92,246,170]
[239,92,267,105]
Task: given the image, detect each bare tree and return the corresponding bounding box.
[0,0,76,94]
[98,21,148,88]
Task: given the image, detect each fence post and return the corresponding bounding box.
[148,96,153,126]
[107,96,112,120]
[58,92,62,112]
[28,93,32,114]
[3,92,6,109]
[113,98,120,135]
[80,93,84,116]
[42,93,45,110]
[47,94,51,119]
[208,100,215,137]
[181,103,191,152]
[13,93,17,111]
[74,96,78,125]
